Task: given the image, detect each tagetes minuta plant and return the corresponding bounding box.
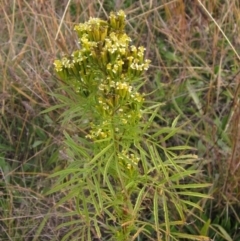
[50,11,212,241]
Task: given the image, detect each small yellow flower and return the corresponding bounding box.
[107,63,112,70]
[117,10,126,19]
[62,57,73,69]
[144,59,151,70]
[54,60,63,72]
[131,45,137,53]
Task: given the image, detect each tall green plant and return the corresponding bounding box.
[46,10,211,241]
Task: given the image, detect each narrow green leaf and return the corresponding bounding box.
[176,191,211,199]
[40,103,67,113]
[172,232,211,240]
[171,115,180,128]
[93,175,103,212]
[142,104,160,133]
[31,140,43,148]
[151,144,170,181]
[153,190,159,234]
[167,170,199,182]
[32,212,50,241]
[57,219,83,229]
[87,142,113,166]
[103,152,114,184]
[82,189,90,224]
[105,175,116,197]
[152,127,178,138]
[45,177,83,195]
[88,183,101,216]
[181,199,203,211]
[94,218,102,239]
[186,80,203,115]
[64,131,89,158]
[170,196,185,221]
[48,168,82,178]
[162,192,170,239]
[61,225,82,241]
[104,207,117,223]
[163,128,179,141]
[56,186,80,206]
[148,143,161,173]
[133,187,145,215]
[167,145,196,151]
[212,224,233,241]
[200,219,211,236]
[171,183,212,189]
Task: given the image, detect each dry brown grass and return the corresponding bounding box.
[0,0,240,240]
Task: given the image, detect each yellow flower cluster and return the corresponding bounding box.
[118,151,140,170]
[53,10,150,143]
[54,10,150,80]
